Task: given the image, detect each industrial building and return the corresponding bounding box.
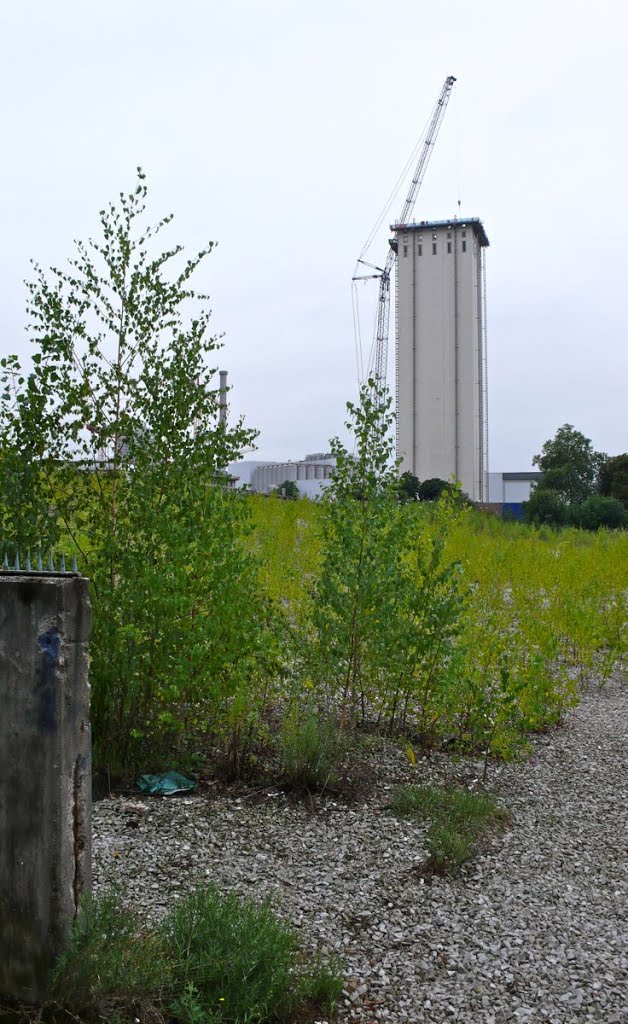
[487,471,542,504]
[394,217,489,502]
[228,453,336,498]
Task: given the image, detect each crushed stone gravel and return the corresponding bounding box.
[93,678,628,1023]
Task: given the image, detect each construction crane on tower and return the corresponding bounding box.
[353,75,456,389]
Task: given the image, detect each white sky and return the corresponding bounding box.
[1,0,626,468]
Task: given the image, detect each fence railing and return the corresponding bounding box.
[1,549,79,575]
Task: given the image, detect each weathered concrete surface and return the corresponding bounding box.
[0,575,91,1001]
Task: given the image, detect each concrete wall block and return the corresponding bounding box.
[0,575,92,1002]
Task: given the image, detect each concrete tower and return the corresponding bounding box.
[394,217,489,501]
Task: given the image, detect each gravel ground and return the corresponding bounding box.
[93,678,628,1023]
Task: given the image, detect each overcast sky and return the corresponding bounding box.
[1,0,626,468]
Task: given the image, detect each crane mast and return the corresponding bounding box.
[354,75,456,389]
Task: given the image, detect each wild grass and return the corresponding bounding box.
[49,886,342,1023]
[277,708,345,792]
[51,890,164,1007]
[391,783,509,874]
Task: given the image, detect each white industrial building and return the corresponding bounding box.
[228,453,336,498]
[487,471,542,504]
[394,217,489,502]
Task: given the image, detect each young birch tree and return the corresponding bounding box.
[0,171,278,768]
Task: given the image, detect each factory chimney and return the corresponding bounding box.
[219,370,228,425]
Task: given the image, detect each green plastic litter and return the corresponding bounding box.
[136,770,197,796]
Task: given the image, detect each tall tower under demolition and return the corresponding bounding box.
[395,218,489,502]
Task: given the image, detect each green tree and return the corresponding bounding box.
[0,170,278,768]
[523,487,569,527]
[310,381,403,724]
[598,453,628,509]
[397,470,421,502]
[419,477,451,501]
[273,479,299,499]
[418,477,470,506]
[532,424,606,505]
[377,498,468,739]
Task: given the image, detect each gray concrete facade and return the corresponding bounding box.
[395,218,489,501]
[0,573,91,1001]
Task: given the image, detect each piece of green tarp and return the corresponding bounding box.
[136,770,196,796]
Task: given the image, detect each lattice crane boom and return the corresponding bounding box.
[355,75,456,389]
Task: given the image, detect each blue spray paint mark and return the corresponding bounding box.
[37,629,60,732]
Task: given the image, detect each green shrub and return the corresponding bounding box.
[397,470,421,502]
[51,891,165,1006]
[575,494,626,531]
[523,487,569,526]
[391,783,509,874]
[418,477,451,501]
[272,479,299,499]
[373,499,468,738]
[51,886,342,1023]
[162,886,303,1021]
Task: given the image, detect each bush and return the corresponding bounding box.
[52,887,342,1023]
[372,498,468,738]
[576,494,626,531]
[278,707,344,791]
[418,477,471,505]
[418,477,451,501]
[523,487,568,526]
[51,891,164,1007]
[163,887,306,1021]
[309,381,402,724]
[397,471,421,502]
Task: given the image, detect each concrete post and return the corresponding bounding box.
[0,572,91,1001]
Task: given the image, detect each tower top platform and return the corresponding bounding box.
[391,217,489,247]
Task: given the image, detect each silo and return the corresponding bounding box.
[394,217,489,501]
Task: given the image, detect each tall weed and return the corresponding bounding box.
[278,707,344,791]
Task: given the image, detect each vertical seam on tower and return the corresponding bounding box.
[477,240,483,500]
[412,235,416,469]
[393,241,399,458]
[454,226,459,483]
[482,248,489,502]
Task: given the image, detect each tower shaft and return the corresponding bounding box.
[395,218,489,502]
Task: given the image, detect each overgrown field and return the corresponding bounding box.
[4,435,626,780]
[249,495,626,773]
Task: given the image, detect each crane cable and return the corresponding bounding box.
[454,83,462,212]
[351,279,364,384]
[356,94,444,267]
[356,128,427,268]
[352,93,447,382]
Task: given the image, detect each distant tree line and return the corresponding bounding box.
[397,472,470,505]
[524,424,627,530]
[270,473,469,505]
